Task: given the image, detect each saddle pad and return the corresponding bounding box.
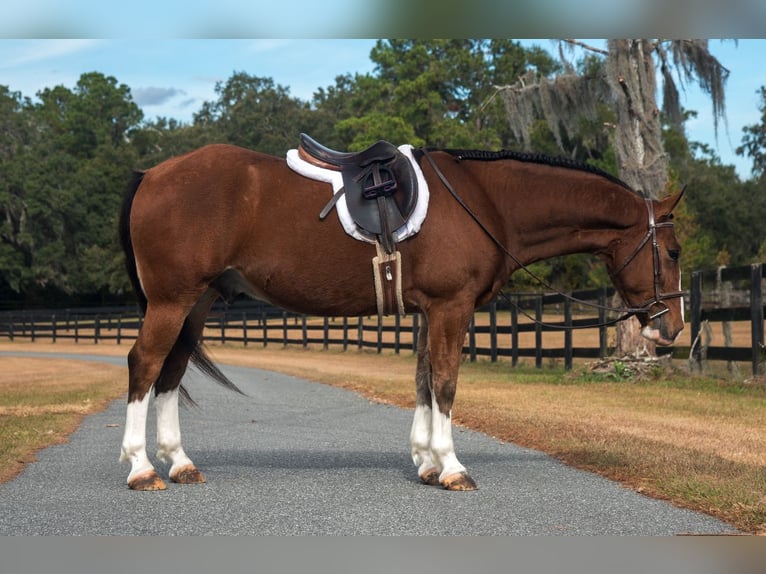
[286,144,429,244]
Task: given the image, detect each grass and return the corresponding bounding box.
[0,356,125,484]
[1,340,765,533]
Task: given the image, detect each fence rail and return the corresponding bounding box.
[2,263,765,375]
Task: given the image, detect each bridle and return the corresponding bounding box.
[608,198,686,321]
[420,149,685,329]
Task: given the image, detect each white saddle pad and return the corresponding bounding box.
[286,144,429,244]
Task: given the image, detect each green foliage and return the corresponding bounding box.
[736,86,766,178]
[0,73,141,305]
[1,41,764,308]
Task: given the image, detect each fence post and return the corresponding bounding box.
[468,315,476,362]
[94,315,101,344]
[412,313,419,353]
[690,271,703,373]
[52,314,57,343]
[598,287,608,357]
[394,314,401,355]
[262,311,268,347]
[511,297,519,367]
[301,315,308,349]
[751,263,764,376]
[74,316,79,343]
[357,317,363,350]
[282,311,288,347]
[343,317,348,352]
[489,302,497,362]
[242,312,248,347]
[376,315,383,353]
[564,296,573,370]
[534,296,543,368]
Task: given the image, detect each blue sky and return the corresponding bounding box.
[0,38,763,179]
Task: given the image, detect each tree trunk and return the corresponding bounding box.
[612,293,656,357]
[606,39,668,199]
[607,39,668,357]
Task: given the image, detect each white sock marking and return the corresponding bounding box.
[120,391,154,482]
[155,388,194,475]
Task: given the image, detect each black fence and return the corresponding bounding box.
[1,263,765,375]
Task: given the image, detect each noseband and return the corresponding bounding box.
[609,199,685,321]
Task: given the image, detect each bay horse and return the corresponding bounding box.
[118,143,685,491]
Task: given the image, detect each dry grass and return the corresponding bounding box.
[0,354,125,484]
[2,339,766,533]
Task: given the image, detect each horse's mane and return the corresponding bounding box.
[432,148,636,194]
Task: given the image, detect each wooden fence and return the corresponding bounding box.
[1,263,765,374]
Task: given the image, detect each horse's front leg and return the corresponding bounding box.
[413,305,478,491]
[410,314,440,486]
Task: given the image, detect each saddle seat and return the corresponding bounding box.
[299,134,400,169]
[298,133,419,253]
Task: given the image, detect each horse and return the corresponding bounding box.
[118,142,685,491]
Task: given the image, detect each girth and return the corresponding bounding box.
[299,133,419,254]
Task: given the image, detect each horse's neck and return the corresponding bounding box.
[487,167,644,264]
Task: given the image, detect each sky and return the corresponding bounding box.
[0,38,763,180]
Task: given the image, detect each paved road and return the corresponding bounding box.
[0,352,739,535]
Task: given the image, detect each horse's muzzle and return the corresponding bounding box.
[641,322,683,346]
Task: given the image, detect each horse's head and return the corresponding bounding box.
[608,190,686,346]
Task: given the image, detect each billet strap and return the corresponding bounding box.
[319,187,346,220]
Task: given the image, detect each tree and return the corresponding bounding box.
[0,73,143,304]
[737,86,766,178]
[498,39,728,198]
[496,39,730,355]
[193,72,313,155]
[0,86,36,299]
[317,40,559,150]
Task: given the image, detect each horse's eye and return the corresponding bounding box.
[667,249,680,261]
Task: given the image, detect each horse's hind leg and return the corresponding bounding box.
[154,290,218,485]
[120,302,196,490]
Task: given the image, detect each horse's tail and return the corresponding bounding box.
[119,170,244,403]
[120,170,148,315]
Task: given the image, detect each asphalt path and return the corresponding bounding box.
[0,351,739,535]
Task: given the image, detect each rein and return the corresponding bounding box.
[420,149,685,330]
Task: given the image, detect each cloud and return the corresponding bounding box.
[2,39,100,68]
[132,86,187,107]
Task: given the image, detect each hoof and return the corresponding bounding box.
[170,465,206,484]
[419,468,440,486]
[441,471,478,491]
[128,470,167,491]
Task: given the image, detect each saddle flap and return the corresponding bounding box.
[343,155,416,234]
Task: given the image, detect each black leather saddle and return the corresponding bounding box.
[298,133,418,253]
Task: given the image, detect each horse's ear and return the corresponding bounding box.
[659,186,685,216]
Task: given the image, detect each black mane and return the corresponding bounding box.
[431,148,635,194]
